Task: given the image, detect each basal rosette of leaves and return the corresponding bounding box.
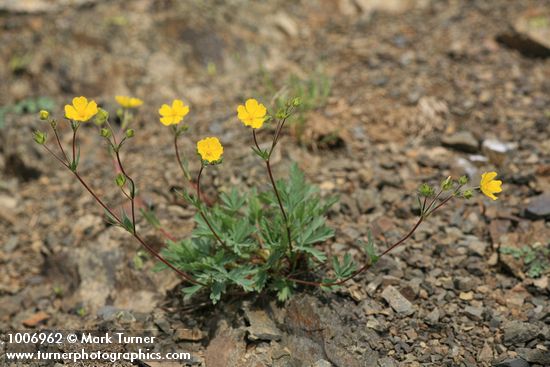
[158,164,337,303]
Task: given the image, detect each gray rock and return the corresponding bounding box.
[378,356,398,367]
[425,308,440,325]
[312,360,332,367]
[503,321,540,345]
[524,193,550,220]
[493,357,530,367]
[441,131,479,153]
[381,286,415,316]
[244,309,282,342]
[464,306,484,320]
[517,348,550,365]
[97,305,119,321]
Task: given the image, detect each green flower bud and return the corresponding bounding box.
[50,120,57,129]
[462,189,474,199]
[458,175,469,185]
[418,183,435,197]
[441,176,454,190]
[33,130,47,145]
[39,110,49,120]
[276,109,286,119]
[100,128,111,138]
[94,108,109,125]
[292,97,302,107]
[125,129,135,138]
[115,173,126,187]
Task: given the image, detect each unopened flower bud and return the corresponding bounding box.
[292,97,302,107]
[39,110,49,120]
[441,176,454,190]
[115,173,126,187]
[100,128,111,138]
[458,175,469,185]
[94,108,109,125]
[125,129,135,138]
[33,130,47,145]
[462,189,474,199]
[276,110,285,119]
[419,183,435,197]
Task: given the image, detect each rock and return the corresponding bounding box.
[454,276,474,292]
[459,291,474,301]
[312,360,332,367]
[381,286,415,316]
[0,296,21,320]
[497,9,550,58]
[173,328,205,342]
[494,358,529,367]
[481,138,517,166]
[244,309,282,342]
[477,342,493,362]
[22,311,49,327]
[273,12,299,38]
[378,356,398,367]
[524,193,550,220]
[97,306,119,321]
[464,306,483,320]
[517,348,550,365]
[425,308,440,325]
[441,131,479,153]
[466,238,488,257]
[205,323,246,367]
[502,321,540,345]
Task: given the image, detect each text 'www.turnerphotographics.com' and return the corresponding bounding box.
[1,331,192,363]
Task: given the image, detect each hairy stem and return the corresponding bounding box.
[196,164,230,252]
[285,194,456,287]
[41,132,202,286]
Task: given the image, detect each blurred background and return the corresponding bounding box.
[0,1,549,366]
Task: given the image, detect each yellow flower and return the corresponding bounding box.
[197,137,223,163]
[237,98,267,129]
[115,95,143,108]
[480,172,502,201]
[159,99,189,126]
[64,96,98,122]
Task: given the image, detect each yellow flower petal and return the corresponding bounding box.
[84,100,98,119]
[159,104,172,117]
[64,105,77,120]
[160,116,174,126]
[73,96,88,111]
[245,98,259,113]
[237,105,248,120]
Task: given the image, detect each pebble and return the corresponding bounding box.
[381,286,415,316]
[524,193,550,220]
[493,358,530,367]
[312,359,332,367]
[173,328,205,342]
[245,309,282,342]
[517,347,550,365]
[441,131,479,153]
[464,305,484,320]
[502,321,540,345]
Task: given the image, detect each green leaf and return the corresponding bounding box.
[363,230,379,264]
[210,281,225,304]
[140,208,161,229]
[121,212,134,233]
[182,284,203,300]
